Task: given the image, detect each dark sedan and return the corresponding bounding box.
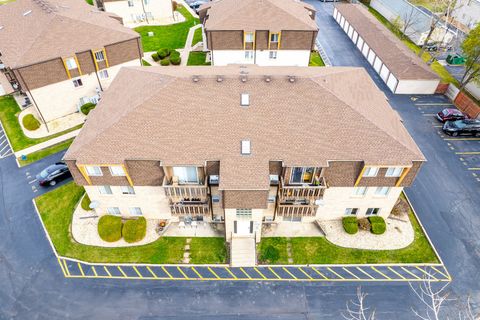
[436,108,468,122]
[443,119,480,137]
[36,162,71,186]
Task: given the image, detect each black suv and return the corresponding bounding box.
[36,162,71,186]
[443,119,480,137]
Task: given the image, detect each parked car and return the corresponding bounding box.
[423,43,438,52]
[442,119,480,137]
[189,0,208,12]
[436,108,469,122]
[36,162,71,186]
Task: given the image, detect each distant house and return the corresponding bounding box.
[198,0,318,66]
[370,0,456,46]
[452,0,480,31]
[95,0,174,27]
[0,0,142,125]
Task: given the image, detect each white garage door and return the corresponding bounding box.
[336,12,341,23]
[340,16,345,28]
[348,26,354,39]
[362,43,370,57]
[386,73,398,92]
[373,57,383,72]
[352,31,358,44]
[333,7,338,20]
[356,37,364,50]
[380,64,390,82]
[367,49,376,65]
[343,21,349,32]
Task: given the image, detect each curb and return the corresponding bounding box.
[0,118,19,167]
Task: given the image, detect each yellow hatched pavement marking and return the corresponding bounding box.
[388,267,406,280]
[162,266,173,279]
[401,267,421,280]
[78,263,85,277]
[431,266,449,279]
[117,266,127,278]
[342,267,360,280]
[371,266,391,279]
[269,267,281,279]
[57,258,67,276]
[208,267,220,279]
[311,267,328,280]
[63,260,71,276]
[282,267,297,279]
[146,266,158,278]
[91,266,98,277]
[191,267,203,279]
[298,267,313,280]
[416,266,438,280]
[225,267,237,279]
[240,267,252,279]
[356,267,374,279]
[456,151,480,155]
[327,267,344,279]
[177,267,189,279]
[254,267,267,279]
[133,266,143,278]
[103,266,112,277]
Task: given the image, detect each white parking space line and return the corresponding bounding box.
[28,179,37,184]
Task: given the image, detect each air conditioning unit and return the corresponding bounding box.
[0,64,5,70]
[209,175,219,184]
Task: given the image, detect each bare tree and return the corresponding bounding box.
[342,287,376,320]
[409,274,451,320]
[458,296,479,320]
[394,7,422,40]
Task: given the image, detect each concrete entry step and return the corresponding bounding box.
[230,237,256,267]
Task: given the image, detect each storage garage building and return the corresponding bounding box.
[334,3,440,95]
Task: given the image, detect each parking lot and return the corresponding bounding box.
[0,123,12,159]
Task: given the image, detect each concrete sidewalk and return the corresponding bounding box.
[181,24,202,66]
[14,129,80,157]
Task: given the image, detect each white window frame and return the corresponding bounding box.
[72,78,83,88]
[94,50,105,62]
[109,165,126,176]
[85,165,102,176]
[363,167,379,177]
[107,207,121,215]
[212,195,220,203]
[269,51,277,60]
[366,208,380,216]
[236,208,252,218]
[269,174,279,184]
[352,186,368,197]
[98,185,112,195]
[65,57,77,70]
[244,50,254,60]
[98,69,109,79]
[385,167,403,177]
[374,187,391,196]
[121,186,135,195]
[344,208,358,215]
[245,32,254,43]
[270,33,279,43]
[173,166,199,184]
[129,207,142,215]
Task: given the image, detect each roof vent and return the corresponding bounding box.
[288,76,296,83]
[240,93,249,107]
[241,75,247,83]
[23,10,33,16]
[264,76,271,83]
[0,26,3,31]
[241,140,251,155]
[217,75,223,82]
[192,75,200,83]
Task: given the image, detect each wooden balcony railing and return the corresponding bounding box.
[279,177,326,201]
[277,204,318,217]
[163,177,208,201]
[169,202,210,216]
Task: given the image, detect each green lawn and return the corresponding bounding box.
[187,52,210,66]
[85,0,93,5]
[142,59,152,66]
[189,237,227,264]
[135,6,200,52]
[192,27,203,46]
[18,138,74,167]
[309,51,325,67]
[0,96,82,152]
[257,237,289,264]
[36,182,226,264]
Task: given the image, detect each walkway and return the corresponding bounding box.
[19,107,85,139]
[181,24,202,66]
[14,129,81,157]
[230,237,256,267]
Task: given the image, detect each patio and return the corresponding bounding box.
[262,222,325,237]
[163,221,224,237]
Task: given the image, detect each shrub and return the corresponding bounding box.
[369,216,386,235]
[98,215,122,242]
[170,55,181,65]
[80,102,96,115]
[170,50,180,57]
[160,58,170,66]
[358,218,371,231]
[123,217,147,243]
[391,197,410,217]
[81,193,91,211]
[22,114,40,131]
[151,53,160,61]
[157,48,171,59]
[260,245,280,263]
[342,216,358,234]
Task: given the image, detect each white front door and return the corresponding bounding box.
[235,220,252,235]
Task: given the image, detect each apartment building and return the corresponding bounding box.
[0,0,142,124]
[95,0,174,27]
[64,66,425,245]
[198,0,318,66]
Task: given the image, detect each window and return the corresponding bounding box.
[244,50,254,60]
[65,57,77,70]
[98,69,109,79]
[290,167,315,184]
[212,195,220,203]
[85,165,102,176]
[121,186,135,195]
[129,207,142,215]
[72,78,83,88]
[375,187,390,196]
[245,32,254,43]
[236,208,252,218]
[173,166,198,184]
[269,51,277,59]
[94,50,105,62]
[270,33,279,42]
[385,167,403,177]
[363,167,379,177]
[268,195,276,203]
[241,140,251,155]
[128,0,134,6]
[269,174,279,184]
[98,185,112,195]
[143,0,149,4]
[209,175,219,184]
[107,207,121,215]
[366,208,380,216]
[344,208,358,215]
[352,186,367,196]
[109,165,126,176]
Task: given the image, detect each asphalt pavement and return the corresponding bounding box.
[0,2,479,319]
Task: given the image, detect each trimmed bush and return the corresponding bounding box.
[81,193,91,211]
[22,114,41,131]
[342,216,358,235]
[122,217,147,243]
[157,48,171,59]
[170,50,180,57]
[151,53,160,61]
[369,216,386,235]
[170,55,181,65]
[80,102,96,115]
[160,58,170,66]
[98,215,122,242]
[260,245,280,263]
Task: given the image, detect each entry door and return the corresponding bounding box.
[234,220,253,235]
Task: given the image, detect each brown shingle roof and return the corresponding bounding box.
[335,3,438,81]
[64,66,425,190]
[202,0,318,31]
[0,0,139,68]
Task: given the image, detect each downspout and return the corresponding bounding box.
[136,38,143,65]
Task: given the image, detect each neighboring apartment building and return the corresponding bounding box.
[64,66,425,245]
[452,0,480,31]
[95,0,174,27]
[0,0,142,124]
[198,0,318,66]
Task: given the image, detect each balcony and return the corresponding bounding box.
[277,204,318,217]
[278,177,327,201]
[169,202,210,216]
[163,177,208,202]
